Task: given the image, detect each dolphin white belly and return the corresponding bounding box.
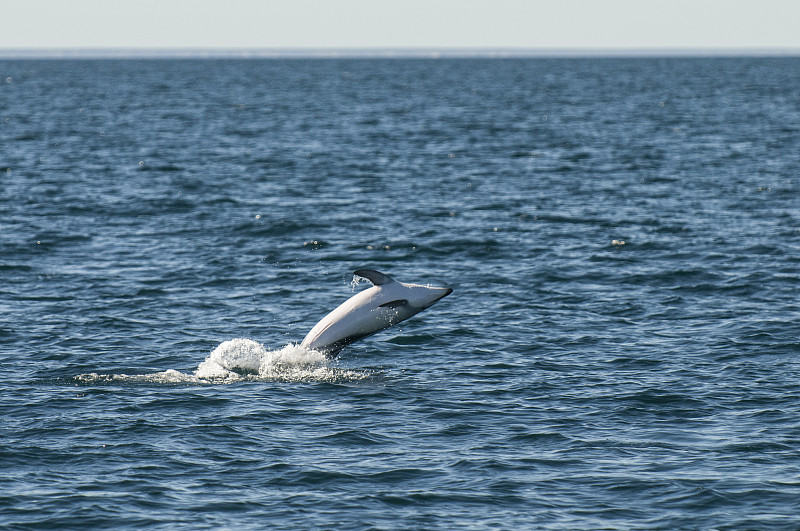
[300,269,452,357]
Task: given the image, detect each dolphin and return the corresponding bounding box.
[300,269,452,357]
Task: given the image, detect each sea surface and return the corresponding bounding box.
[1,57,799,529]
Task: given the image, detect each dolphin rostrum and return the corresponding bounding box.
[300,269,453,357]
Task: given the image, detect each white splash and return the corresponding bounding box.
[75,338,371,385]
[195,338,334,381]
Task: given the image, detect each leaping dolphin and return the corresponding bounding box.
[300,269,452,357]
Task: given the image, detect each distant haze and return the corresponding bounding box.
[2,0,800,53]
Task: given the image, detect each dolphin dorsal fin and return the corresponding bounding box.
[354,269,396,286]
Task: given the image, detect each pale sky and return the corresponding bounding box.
[1,0,799,52]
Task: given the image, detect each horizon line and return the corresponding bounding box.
[2,47,800,59]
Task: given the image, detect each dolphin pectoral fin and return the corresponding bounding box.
[378,299,409,309]
[354,269,396,286]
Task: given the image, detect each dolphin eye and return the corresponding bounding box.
[378,299,408,309]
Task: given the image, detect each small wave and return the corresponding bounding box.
[75,338,372,385]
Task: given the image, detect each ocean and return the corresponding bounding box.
[1,57,799,529]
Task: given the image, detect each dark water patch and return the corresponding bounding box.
[507,431,573,444]
[314,429,393,447]
[0,263,34,272]
[384,333,439,346]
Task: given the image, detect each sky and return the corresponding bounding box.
[1,0,800,53]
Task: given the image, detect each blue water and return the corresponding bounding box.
[2,57,800,529]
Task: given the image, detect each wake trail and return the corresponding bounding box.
[75,338,372,384]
